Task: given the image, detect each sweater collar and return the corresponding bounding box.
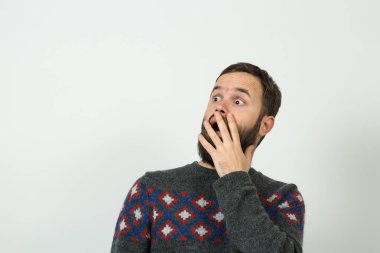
[191,161,256,177]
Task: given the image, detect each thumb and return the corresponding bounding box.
[244,144,255,162]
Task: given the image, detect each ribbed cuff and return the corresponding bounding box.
[212,171,254,193]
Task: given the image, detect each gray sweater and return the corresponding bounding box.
[110,161,305,253]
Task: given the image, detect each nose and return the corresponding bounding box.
[215,104,228,118]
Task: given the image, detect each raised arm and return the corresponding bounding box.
[213,171,305,253]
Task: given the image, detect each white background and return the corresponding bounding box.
[1,0,379,252]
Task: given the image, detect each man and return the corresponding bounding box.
[110,62,305,253]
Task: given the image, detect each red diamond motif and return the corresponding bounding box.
[174,205,195,225]
[263,192,282,206]
[279,211,300,224]
[190,194,215,212]
[128,180,141,202]
[129,202,144,227]
[151,205,163,225]
[118,215,131,236]
[276,200,294,210]
[293,191,304,206]
[208,206,225,227]
[158,191,179,209]
[190,221,213,241]
[158,219,178,240]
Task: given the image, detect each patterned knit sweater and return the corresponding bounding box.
[110,161,305,253]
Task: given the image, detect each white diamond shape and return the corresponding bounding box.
[213,211,224,222]
[179,210,191,220]
[267,194,277,202]
[196,198,209,207]
[134,207,142,220]
[278,201,290,209]
[163,194,174,205]
[131,184,138,197]
[153,209,158,220]
[119,219,127,231]
[195,225,208,236]
[287,213,297,221]
[162,224,173,236]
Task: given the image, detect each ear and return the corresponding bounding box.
[259,115,275,137]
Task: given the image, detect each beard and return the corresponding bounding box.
[197,113,263,167]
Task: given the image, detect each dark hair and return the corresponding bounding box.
[217,62,282,147]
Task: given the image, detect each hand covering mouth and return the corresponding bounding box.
[208,115,228,132]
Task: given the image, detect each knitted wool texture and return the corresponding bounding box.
[111,161,305,253]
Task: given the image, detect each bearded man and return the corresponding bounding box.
[111,62,305,253]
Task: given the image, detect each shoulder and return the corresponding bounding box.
[251,169,295,190]
[251,169,304,204]
[251,171,306,230]
[135,163,195,188]
[252,169,305,225]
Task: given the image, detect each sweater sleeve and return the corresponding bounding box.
[212,171,305,253]
[110,176,151,253]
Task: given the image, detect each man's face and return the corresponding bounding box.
[197,72,265,167]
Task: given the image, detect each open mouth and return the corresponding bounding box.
[208,115,220,132]
[207,114,232,138]
[208,116,225,137]
[211,122,219,132]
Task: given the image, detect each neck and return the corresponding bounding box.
[197,160,216,170]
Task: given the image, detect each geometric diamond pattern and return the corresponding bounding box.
[151,205,164,225]
[262,193,282,206]
[157,219,179,240]
[190,221,213,241]
[173,205,196,225]
[279,212,301,224]
[293,191,304,205]
[128,180,141,202]
[158,191,179,209]
[113,177,305,246]
[259,189,305,230]
[117,214,131,236]
[129,202,144,227]
[190,194,215,212]
[276,200,294,210]
[208,206,225,227]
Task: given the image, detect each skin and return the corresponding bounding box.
[198,72,275,178]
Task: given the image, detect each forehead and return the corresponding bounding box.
[214,72,263,99]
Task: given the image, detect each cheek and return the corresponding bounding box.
[204,106,214,119]
[233,114,252,129]
[232,113,243,123]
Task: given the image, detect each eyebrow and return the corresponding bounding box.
[210,85,252,99]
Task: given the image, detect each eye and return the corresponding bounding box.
[234,98,245,105]
[212,95,222,102]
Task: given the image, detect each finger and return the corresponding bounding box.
[227,113,240,144]
[198,133,216,157]
[203,119,223,147]
[214,112,232,144]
